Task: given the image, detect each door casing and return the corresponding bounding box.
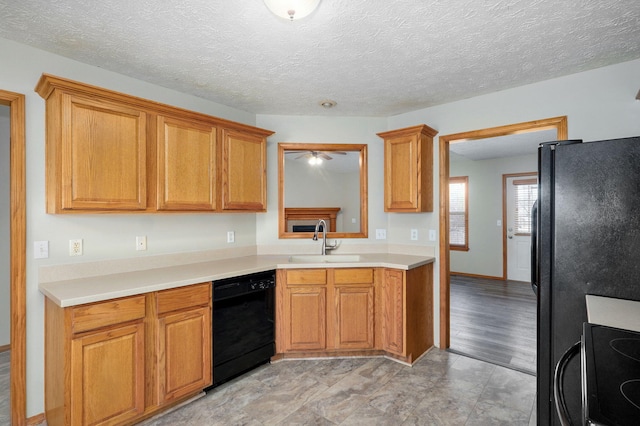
[0,90,26,426]
[438,116,568,348]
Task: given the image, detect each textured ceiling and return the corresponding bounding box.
[1,0,639,116]
[450,128,558,161]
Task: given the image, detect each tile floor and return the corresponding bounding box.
[144,349,536,425]
[0,350,9,425]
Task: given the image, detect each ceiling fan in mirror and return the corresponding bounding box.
[286,150,347,165]
[286,150,347,160]
[285,150,347,165]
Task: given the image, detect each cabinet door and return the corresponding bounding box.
[382,269,405,355]
[285,285,327,351]
[378,124,436,213]
[221,129,266,211]
[334,284,375,349]
[158,306,212,402]
[60,93,147,211]
[70,322,145,426]
[157,116,217,211]
[334,268,375,349]
[384,134,419,211]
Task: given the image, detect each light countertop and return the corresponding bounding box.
[586,294,640,333]
[40,253,435,307]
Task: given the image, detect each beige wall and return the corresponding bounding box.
[449,153,537,277]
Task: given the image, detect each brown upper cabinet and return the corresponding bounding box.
[35,74,273,213]
[221,128,267,211]
[377,124,438,212]
[156,115,217,211]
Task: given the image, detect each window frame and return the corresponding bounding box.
[449,176,469,251]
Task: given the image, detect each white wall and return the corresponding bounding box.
[388,58,640,348]
[0,37,264,417]
[3,33,640,418]
[450,154,537,277]
[284,159,360,233]
[0,108,9,347]
[255,115,391,251]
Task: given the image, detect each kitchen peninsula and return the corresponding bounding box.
[40,251,435,426]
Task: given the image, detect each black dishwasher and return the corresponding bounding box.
[207,270,275,389]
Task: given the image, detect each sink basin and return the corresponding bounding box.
[288,255,361,264]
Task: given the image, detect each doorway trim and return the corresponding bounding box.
[1,90,26,426]
[438,116,567,348]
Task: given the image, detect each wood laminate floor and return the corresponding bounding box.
[449,275,537,375]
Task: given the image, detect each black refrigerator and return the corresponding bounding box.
[534,136,640,425]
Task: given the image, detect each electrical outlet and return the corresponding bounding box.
[69,239,83,256]
[375,229,386,240]
[428,230,437,241]
[34,241,49,259]
[227,231,235,243]
[411,229,418,241]
[136,236,147,251]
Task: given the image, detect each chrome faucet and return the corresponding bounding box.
[313,219,339,255]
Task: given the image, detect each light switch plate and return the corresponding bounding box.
[34,241,49,259]
[136,236,147,251]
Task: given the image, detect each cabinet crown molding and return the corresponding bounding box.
[35,73,274,137]
[376,124,438,139]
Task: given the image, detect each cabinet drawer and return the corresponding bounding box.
[157,283,211,314]
[286,269,327,285]
[72,295,146,334]
[334,268,374,284]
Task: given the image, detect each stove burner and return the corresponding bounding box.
[621,379,640,411]
[610,338,640,363]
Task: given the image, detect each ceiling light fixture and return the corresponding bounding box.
[308,153,323,165]
[319,99,337,109]
[264,0,321,21]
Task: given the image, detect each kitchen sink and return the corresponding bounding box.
[288,255,361,264]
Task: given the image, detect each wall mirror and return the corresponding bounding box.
[278,143,368,239]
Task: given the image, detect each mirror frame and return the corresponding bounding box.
[278,142,368,239]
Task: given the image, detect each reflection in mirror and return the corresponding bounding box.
[278,143,368,239]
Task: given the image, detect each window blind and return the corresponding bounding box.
[513,179,537,235]
[449,177,468,249]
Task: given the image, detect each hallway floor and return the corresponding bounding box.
[450,275,537,375]
[144,350,536,425]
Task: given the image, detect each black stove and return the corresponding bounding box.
[582,323,640,425]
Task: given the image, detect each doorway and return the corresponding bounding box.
[438,116,568,349]
[0,90,26,426]
[504,173,538,282]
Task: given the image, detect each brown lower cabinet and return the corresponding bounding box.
[44,283,212,426]
[276,264,433,364]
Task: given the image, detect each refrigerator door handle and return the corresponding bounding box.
[531,199,538,295]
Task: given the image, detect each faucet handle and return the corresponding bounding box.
[325,240,340,251]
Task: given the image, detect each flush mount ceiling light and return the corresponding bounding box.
[264,0,321,21]
[319,99,337,109]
